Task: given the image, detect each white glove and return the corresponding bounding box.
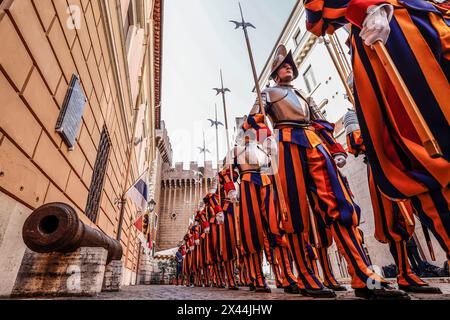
[360,4,394,46]
[190,246,195,251]
[195,239,200,245]
[216,212,225,225]
[334,154,347,168]
[204,227,210,234]
[228,190,238,203]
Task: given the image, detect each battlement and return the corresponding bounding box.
[161,161,217,188]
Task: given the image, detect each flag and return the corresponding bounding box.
[134,213,144,232]
[126,170,148,212]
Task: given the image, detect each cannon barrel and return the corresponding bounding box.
[22,202,123,264]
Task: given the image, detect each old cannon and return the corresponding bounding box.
[22,202,123,264]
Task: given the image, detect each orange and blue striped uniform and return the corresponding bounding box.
[190,224,203,286]
[267,234,298,288]
[242,114,328,290]
[232,115,282,289]
[305,0,450,262]
[204,193,222,265]
[263,235,283,287]
[306,119,348,288]
[347,128,427,287]
[218,167,240,288]
[204,193,226,286]
[273,117,379,289]
[195,208,210,285]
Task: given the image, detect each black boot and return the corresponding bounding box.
[284,284,300,294]
[354,285,410,300]
[228,286,239,291]
[249,284,256,292]
[399,284,442,294]
[325,284,348,292]
[299,287,336,298]
[255,285,272,293]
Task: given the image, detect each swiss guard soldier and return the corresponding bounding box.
[227,115,282,293]
[195,205,210,286]
[345,108,442,294]
[249,45,408,299]
[217,166,240,290]
[204,190,227,288]
[304,0,450,271]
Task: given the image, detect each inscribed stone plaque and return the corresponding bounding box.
[55,74,87,150]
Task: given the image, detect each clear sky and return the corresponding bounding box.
[161,0,296,168]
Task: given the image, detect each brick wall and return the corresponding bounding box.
[0,0,157,286]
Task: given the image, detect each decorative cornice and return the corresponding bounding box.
[153,0,163,130]
[294,34,318,67]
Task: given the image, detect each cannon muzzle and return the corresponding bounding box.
[23,202,123,263]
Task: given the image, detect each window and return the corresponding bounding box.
[85,126,111,222]
[303,65,317,93]
[123,0,135,38]
[293,28,302,46]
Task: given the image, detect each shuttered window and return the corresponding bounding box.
[85,126,111,223]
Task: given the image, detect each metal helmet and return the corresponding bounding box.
[270,44,299,81]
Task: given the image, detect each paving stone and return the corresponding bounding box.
[11,282,450,300]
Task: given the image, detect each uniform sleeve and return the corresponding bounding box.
[304,0,389,36]
[207,194,223,214]
[346,129,366,157]
[196,210,210,230]
[244,114,272,143]
[219,169,238,195]
[312,119,347,157]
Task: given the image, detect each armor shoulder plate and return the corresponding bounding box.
[263,87,289,104]
[293,89,308,102]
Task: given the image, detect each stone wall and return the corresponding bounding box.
[156,161,217,251]
[0,0,163,293]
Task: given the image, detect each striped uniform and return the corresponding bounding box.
[218,168,240,288]
[347,129,427,286]
[233,115,281,288]
[306,120,348,288]
[263,235,284,287]
[204,193,226,286]
[272,234,298,287]
[275,120,384,289]
[242,114,330,289]
[305,0,450,262]
[195,209,210,285]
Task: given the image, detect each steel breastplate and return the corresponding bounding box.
[265,86,310,124]
[234,145,268,172]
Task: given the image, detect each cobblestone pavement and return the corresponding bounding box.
[65,280,450,300]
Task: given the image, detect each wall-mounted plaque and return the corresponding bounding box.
[55,74,87,150]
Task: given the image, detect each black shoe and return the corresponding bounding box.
[300,288,336,298]
[325,284,347,292]
[284,284,300,294]
[354,285,410,300]
[276,284,284,289]
[249,284,256,292]
[255,286,272,293]
[399,284,442,294]
[228,286,239,291]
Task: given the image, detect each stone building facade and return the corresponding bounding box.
[0,0,164,296]
[256,1,447,279]
[156,161,217,251]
